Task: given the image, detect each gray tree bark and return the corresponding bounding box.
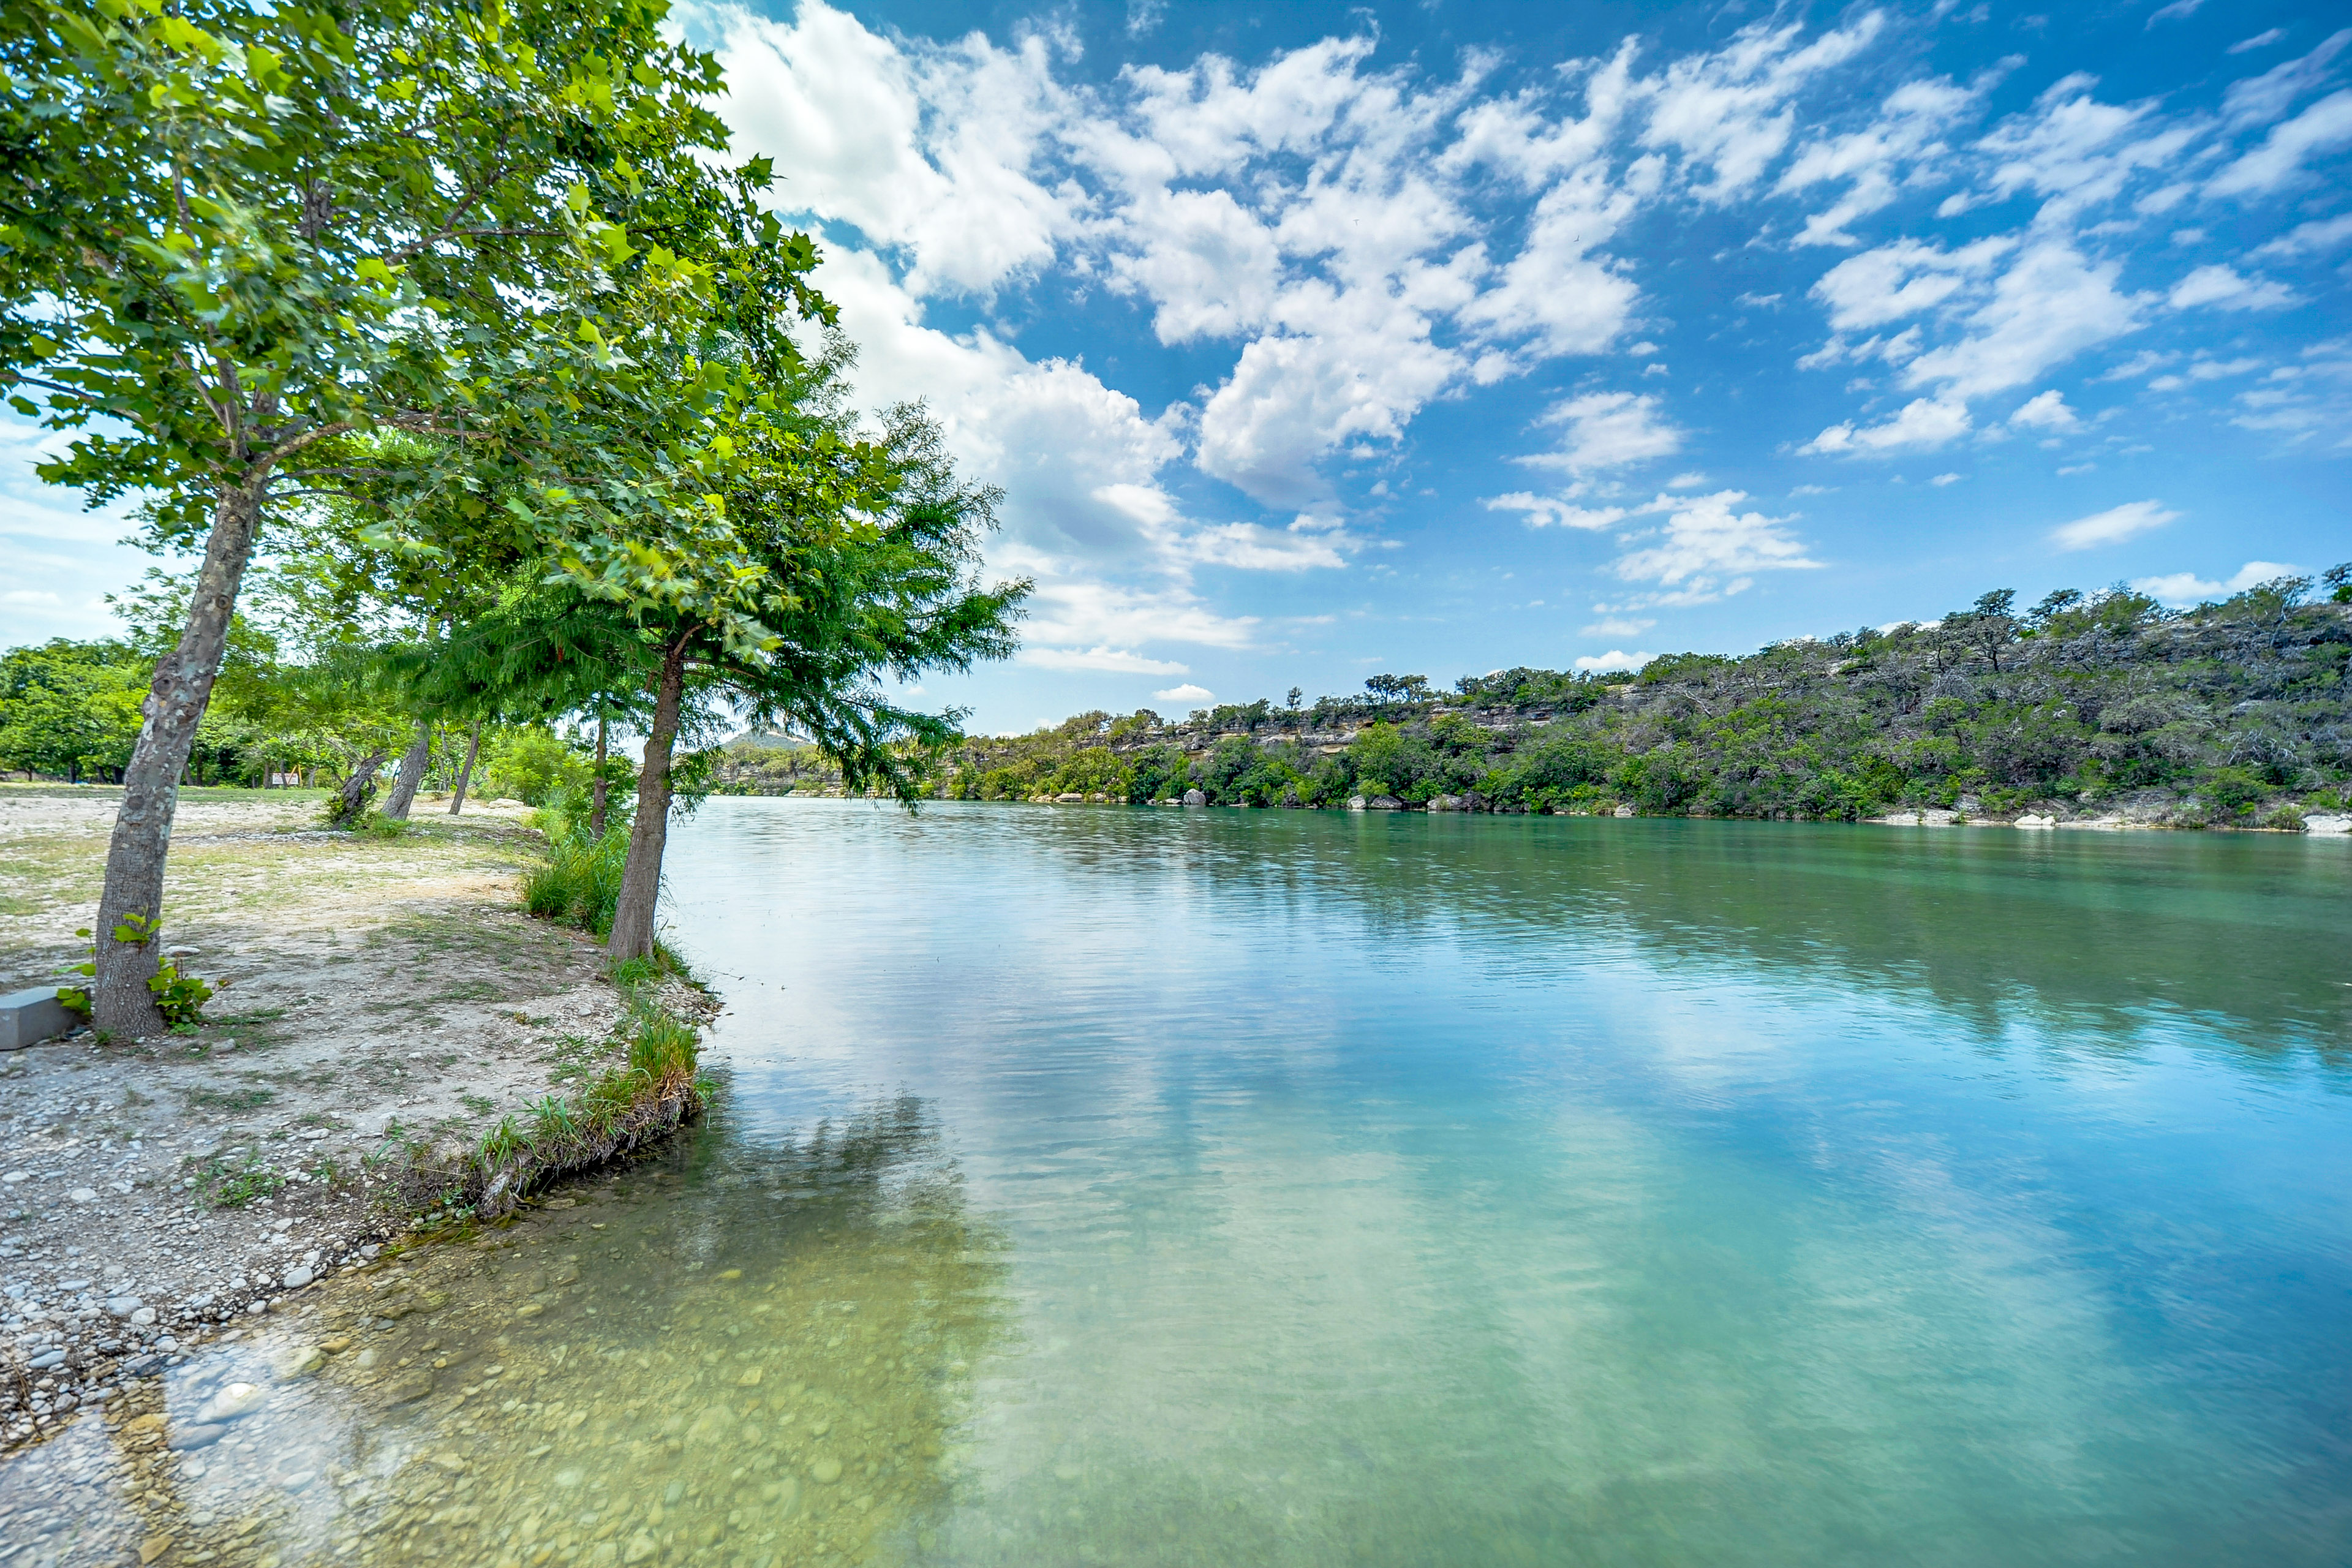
[605,640,688,962]
[448,722,482,813]
[383,719,432,820]
[91,481,265,1038]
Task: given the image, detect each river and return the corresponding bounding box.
[6,801,2348,1566]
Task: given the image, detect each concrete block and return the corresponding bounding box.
[1,986,77,1050]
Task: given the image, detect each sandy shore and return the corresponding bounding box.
[0,787,679,1449]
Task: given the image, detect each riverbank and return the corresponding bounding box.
[0,786,711,1450]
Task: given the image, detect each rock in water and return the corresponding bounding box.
[195,1382,265,1423]
[811,1457,843,1485]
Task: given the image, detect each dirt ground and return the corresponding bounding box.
[0,786,656,1447]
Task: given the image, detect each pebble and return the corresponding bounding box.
[282,1267,315,1290]
[69,1188,98,1204]
[810,1457,843,1485]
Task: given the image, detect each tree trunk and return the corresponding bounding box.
[91,481,265,1038]
[448,722,482,813]
[331,748,391,826]
[383,718,432,820]
[606,640,688,962]
[589,712,610,837]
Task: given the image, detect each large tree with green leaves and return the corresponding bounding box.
[2,0,829,1033]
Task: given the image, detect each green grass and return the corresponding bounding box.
[183,1085,276,1111]
[195,1152,285,1208]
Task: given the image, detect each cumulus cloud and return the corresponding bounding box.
[1525,391,1686,473]
[1611,490,1820,592]
[2050,498,2180,549]
[1574,649,1657,673]
[2166,264,2300,311]
[2130,560,2298,605]
[2009,388,2079,429]
[1801,396,1972,453]
[1776,74,1991,246]
[1153,683,1215,704]
[1899,243,2145,398]
[1580,617,1656,637]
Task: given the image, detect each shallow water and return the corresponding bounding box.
[7,804,2350,1566]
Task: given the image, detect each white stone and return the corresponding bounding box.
[69,1188,97,1204]
[2015,813,2057,829]
[2305,814,2351,835]
[195,1381,266,1422]
[282,1267,315,1290]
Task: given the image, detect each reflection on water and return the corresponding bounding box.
[0,1098,1008,1568]
[7,804,2351,1567]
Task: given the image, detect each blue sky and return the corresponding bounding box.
[4,0,2347,733]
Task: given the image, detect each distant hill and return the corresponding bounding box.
[903,573,2351,829]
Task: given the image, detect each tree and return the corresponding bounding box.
[4,0,829,1033]
[586,401,1028,960]
[0,640,148,780]
[1365,673,1430,704]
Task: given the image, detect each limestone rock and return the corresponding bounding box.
[1182,788,1206,807]
[194,1381,265,1422]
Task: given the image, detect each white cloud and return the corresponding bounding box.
[1018,646,1191,674]
[1153,683,1215,704]
[1483,493,1627,530]
[2228,29,2286,55]
[1,590,62,607]
[1524,391,1685,473]
[2146,0,2203,28]
[1638,13,1887,202]
[2010,388,2079,429]
[1809,236,2012,331]
[2166,264,2301,311]
[1929,472,1962,485]
[1459,164,1643,356]
[2253,213,2352,257]
[1574,649,1657,673]
[1580,617,1656,637]
[1194,326,1463,509]
[1801,395,1972,453]
[1900,243,2145,398]
[2220,28,2350,130]
[2209,88,2352,197]
[2049,498,2180,549]
[2130,560,2299,605]
[1776,74,1989,247]
[696,1,1080,298]
[1611,490,1820,590]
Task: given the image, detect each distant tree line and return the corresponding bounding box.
[924,570,2350,826]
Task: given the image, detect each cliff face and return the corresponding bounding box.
[718,590,2352,828]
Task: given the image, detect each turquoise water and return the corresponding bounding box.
[665,802,2352,1565]
[6,801,2348,1567]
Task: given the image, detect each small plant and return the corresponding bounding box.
[357,812,410,840]
[608,954,659,991]
[476,1115,529,1168]
[56,914,214,1025]
[460,1092,498,1117]
[197,1152,284,1209]
[529,1093,579,1145]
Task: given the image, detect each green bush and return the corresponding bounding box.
[481,726,591,805]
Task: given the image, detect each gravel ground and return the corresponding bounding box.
[0,787,662,1451]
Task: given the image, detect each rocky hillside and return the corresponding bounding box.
[717,574,2352,828]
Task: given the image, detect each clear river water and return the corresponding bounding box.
[6,801,2350,1567]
